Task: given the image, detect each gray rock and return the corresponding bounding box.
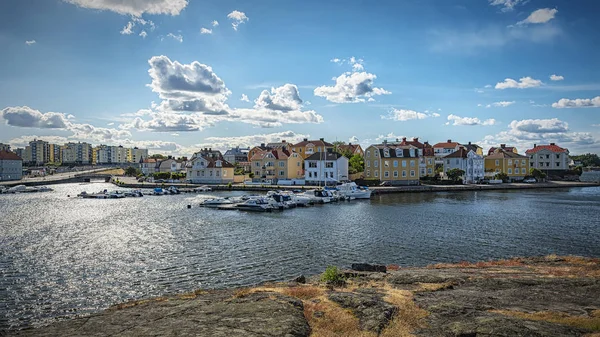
[293,275,306,284]
[351,263,387,273]
[328,290,396,334]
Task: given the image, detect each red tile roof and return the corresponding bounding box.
[525,144,568,154]
[433,140,460,148]
[293,139,334,147]
[0,150,22,160]
[488,146,516,156]
[486,149,528,159]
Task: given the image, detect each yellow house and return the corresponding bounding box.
[250,148,304,182]
[364,141,420,185]
[291,138,334,159]
[397,137,436,177]
[487,144,518,156]
[484,149,530,181]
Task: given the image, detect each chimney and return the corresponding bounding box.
[383,139,388,146]
[282,140,286,143]
[447,139,451,143]
[500,144,506,148]
[303,138,308,142]
[534,144,537,148]
[413,137,418,142]
[319,137,324,141]
[348,142,352,145]
[550,143,555,146]
[260,143,265,147]
[468,141,472,145]
[402,137,407,142]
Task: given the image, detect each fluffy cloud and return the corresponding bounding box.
[329,56,364,71]
[314,72,390,103]
[254,84,303,111]
[229,107,323,128]
[198,130,310,151]
[69,123,132,142]
[121,113,209,132]
[121,17,155,36]
[446,114,496,126]
[227,10,248,31]
[495,76,543,89]
[489,0,524,12]
[63,0,188,16]
[509,118,568,133]
[552,96,600,108]
[550,74,564,81]
[240,94,249,102]
[381,109,440,122]
[0,106,70,129]
[25,40,36,45]
[8,135,70,149]
[212,20,219,27]
[349,136,359,143]
[166,33,183,42]
[200,28,212,34]
[487,101,515,108]
[517,8,558,26]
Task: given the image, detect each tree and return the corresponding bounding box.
[125,166,140,176]
[494,172,509,182]
[150,154,167,160]
[570,153,600,167]
[446,168,465,182]
[530,168,546,180]
[348,154,364,175]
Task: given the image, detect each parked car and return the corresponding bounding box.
[380,181,392,186]
[523,178,537,183]
[477,179,490,184]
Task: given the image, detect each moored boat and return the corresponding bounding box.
[234,198,273,212]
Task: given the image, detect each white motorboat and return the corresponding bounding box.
[336,182,372,199]
[235,199,274,212]
[166,186,180,194]
[7,185,27,193]
[107,190,126,198]
[200,198,235,207]
[303,189,332,203]
[34,186,54,192]
[124,190,144,197]
[193,185,212,192]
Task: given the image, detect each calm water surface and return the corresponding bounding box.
[1,183,599,330]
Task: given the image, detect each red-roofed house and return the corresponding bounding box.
[187,150,234,184]
[250,147,303,183]
[0,150,23,181]
[397,137,436,177]
[433,139,461,158]
[488,144,518,156]
[526,143,570,170]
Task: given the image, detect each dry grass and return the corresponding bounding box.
[387,264,401,271]
[427,258,524,269]
[281,285,324,300]
[304,295,374,337]
[98,168,125,175]
[415,282,455,292]
[233,287,253,298]
[380,286,428,337]
[491,310,600,332]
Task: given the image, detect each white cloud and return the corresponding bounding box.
[139,30,147,38]
[120,21,134,34]
[120,113,210,132]
[495,76,543,89]
[349,136,359,143]
[489,0,524,12]
[330,56,364,71]
[550,74,564,81]
[330,58,341,63]
[25,40,36,45]
[447,114,496,126]
[240,94,249,102]
[199,130,309,151]
[121,17,155,36]
[484,84,492,88]
[510,118,568,133]
[254,84,303,111]
[227,10,248,31]
[63,0,188,16]
[487,101,515,108]
[381,108,440,122]
[212,20,219,27]
[375,132,406,142]
[167,33,183,43]
[552,96,600,108]
[200,27,212,34]
[517,8,558,26]
[314,72,390,103]
[0,106,70,129]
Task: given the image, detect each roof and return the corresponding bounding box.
[337,144,362,154]
[488,146,516,155]
[250,149,292,161]
[0,150,22,161]
[444,148,469,159]
[486,149,528,160]
[142,158,157,163]
[525,144,568,154]
[397,137,434,156]
[192,154,234,168]
[293,139,334,147]
[433,140,460,148]
[462,143,482,153]
[305,152,344,161]
[369,144,418,158]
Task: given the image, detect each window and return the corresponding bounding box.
[410,170,415,177]
[210,170,213,176]
[216,170,220,177]
[309,162,317,168]
[325,162,333,168]
[367,150,370,157]
[330,172,334,178]
[255,170,260,176]
[279,161,285,167]
[384,171,389,177]
[374,161,379,168]
[411,160,415,167]
[202,170,205,176]
[374,171,378,177]
[402,160,407,167]
[515,168,519,174]
[402,170,407,177]
[383,148,390,157]
[455,159,459,165]
[216,161,222,167]
[530,163,533,167]
[508,168,512,174]
[366,170,370,177]
[522,160,526,165]
[395,148,403,157]
[446,159,450,165]
[556,162,560,167]
[546,154,550,159]
[309,172,312,178]
[428,159,432,165]
[495,160,499,166]
[196,171,200,177]
[556,154,560,159]
[393,171,398,177]
[393,160,398,167]
[384,161,389,167]
[366,161,370,167]
[279,170,285,176]
[314,172,318,178]
[223,170,227,176]
[428,168,432,174]
[508,159,512,165]
[255,162,260,167]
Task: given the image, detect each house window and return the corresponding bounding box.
[495,160,499,166]
[410,170,415,177]
[223,170,227,176]
[428,168,432,174]
[384,171,389,178]
[297,162,301,166]
[255,170,260,176]
[216,170,220,177]
[402,160,407,167]
[366,170,370,177]
[314,172,318,178]
[508,168,512,174]
[384,161,389,167]
[556,162,560,167]
[326,162,333,168]
[455,159,459,165]
[530,163,534,167]
[508,160,512,165]
[383,148,390,157]
[522,160,526,165]
[393,160,398,167]
[201,170,205,176]
[255,162,260,167]
[515,168,519,174]
[367,150,370,157]
[374,161,379,168]
[210,170,213,176]
[402,170,407,177]
[546,155,550,159]
[216,161,222,167]
[374,171,378,177]
[279,170,285,176]
[556,154,560,159]
[393,171,398,177]
[366,161,370,167]
[196,171,200,177]
[279,161,285,167]
[411,160,415,167]
[428,159,432,165]
[309,172,312,178]
[309,162,317,168]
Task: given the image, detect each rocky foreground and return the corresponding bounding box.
[10,256,600,337]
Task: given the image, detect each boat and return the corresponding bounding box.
[193,185,212,192]
[106,190,126,198]
[199,198,235,207]
[34,186,54,192]
[234,199,274,212]
[124,190,144,197]
[336,182,372,199]
[166,186,180,194]
[7,185,27,193]
[77,190,110,199]
[152,188,166,195]
[304,189,332,203]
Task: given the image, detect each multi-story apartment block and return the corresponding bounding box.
[61,142,92,164]
[364,140,420,185]
[129,147,148,164]
[525,143,570,171]
[397,137,436,177]
[23,139,50,165]
[485,149,530,181]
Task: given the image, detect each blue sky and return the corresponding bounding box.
[1,0,599,155]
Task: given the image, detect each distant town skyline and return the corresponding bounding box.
[1,0,599,156]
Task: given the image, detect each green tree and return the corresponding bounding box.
[150,154,167,160]
[570,153,600,167]
[348,154,364,174]
[494,172,509,182]
[529,168,547,180]
[125,166,139,176]
[446,168,465,182]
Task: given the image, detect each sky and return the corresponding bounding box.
[1,0,599,156]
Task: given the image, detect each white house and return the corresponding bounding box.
[442,148,484,184]
[0,150,23,181]
[526,143,570,171]
[186,150,234,184]
[304,152,349,185]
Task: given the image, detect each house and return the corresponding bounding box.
[397,137,436,177]
[223,146,250,164]
[247,143,272,162]
[484,149,530,181]
[291,138,334,159]
[364,141,420,185]
[139,158,157,175]
[433,139,462,159]
[156,158,184,173]
[442,148,484,184]
[488,144,518,156]
[336,143,364,157]
[0,143,10,152]
[461,142,484,156]
[304,151,349,185]
[525,143,570,171]
[0,150,23,181]
[186,150,234,184]
[250,147,303,183]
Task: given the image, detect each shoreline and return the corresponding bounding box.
[8,255,600,337]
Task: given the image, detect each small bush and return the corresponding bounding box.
[227,182,233,189]
[320,266,345,286]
